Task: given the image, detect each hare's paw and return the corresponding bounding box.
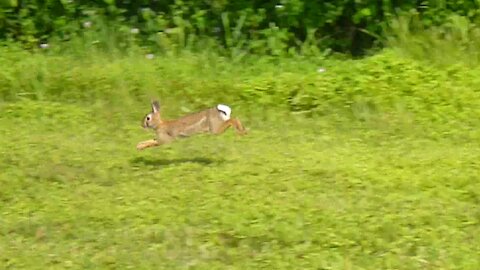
[136,139,158,150]
[136,142,147,150]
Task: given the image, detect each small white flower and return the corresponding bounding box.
[83,21,92,28]
[84,10,96,16]
[317,67,326,73]
[130,28,139,34]
[145,54,154,60]
[269,22,278,30]
[40,43,49,49]
[275,4,284,9]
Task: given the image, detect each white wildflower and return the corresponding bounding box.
[145,54,154,60]
[317,67,326,73]
[40,43,49,49]
[83,21,92,28]
[275,4,284,9]
[130,28,139,34]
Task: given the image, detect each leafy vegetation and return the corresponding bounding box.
[2,0,480,54]
[2,0,480,269]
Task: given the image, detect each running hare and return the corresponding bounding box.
[136,101,247,150]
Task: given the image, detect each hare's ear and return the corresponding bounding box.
[151,100,160,113]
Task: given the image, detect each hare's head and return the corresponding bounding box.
[142,100,162,129]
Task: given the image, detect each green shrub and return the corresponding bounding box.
[2,0,480,55]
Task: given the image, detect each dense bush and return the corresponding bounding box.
[1,0,480,55]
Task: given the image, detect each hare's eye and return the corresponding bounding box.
[146,116,151,121]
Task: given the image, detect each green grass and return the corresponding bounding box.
[1,39,480,269]
[1,98,479,269]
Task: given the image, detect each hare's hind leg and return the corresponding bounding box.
[213,118,247,135]
[231,118,247,135]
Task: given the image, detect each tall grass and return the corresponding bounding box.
[385,12,480,67]
[2,12,480,133]
[2,43,480,138]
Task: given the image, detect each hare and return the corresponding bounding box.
[136,100,247,150]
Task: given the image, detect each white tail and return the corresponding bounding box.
[217,104,231,121]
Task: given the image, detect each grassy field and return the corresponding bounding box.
[1,96,479,269]
[1,42,480,269]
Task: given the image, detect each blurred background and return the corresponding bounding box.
[1,1,479,269]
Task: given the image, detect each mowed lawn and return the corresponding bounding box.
[1,100,479,269]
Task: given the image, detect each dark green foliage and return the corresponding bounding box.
[1,0,479,55]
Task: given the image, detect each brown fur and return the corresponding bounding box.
[136,101,247,150]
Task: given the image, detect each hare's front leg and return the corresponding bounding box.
[136,139,159,150]
[136,132,175,150]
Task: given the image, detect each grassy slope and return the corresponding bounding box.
[1,97,479,269]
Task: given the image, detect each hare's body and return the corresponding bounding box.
[136,101,246,150]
